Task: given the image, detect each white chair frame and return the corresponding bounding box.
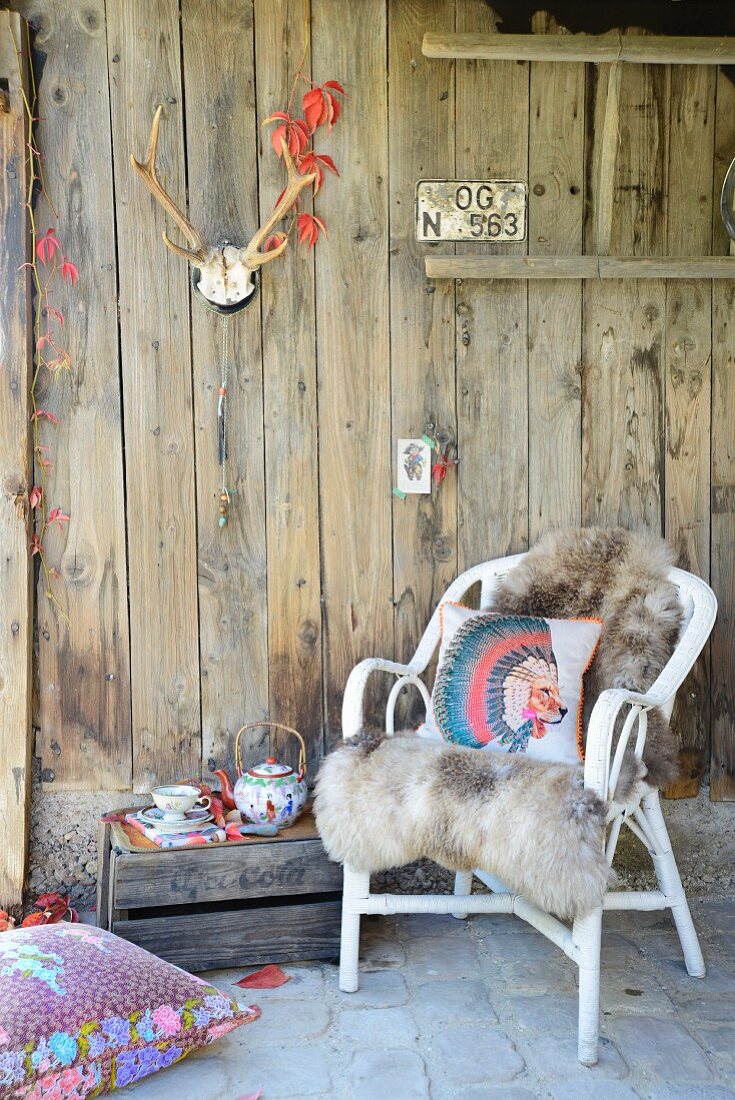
[337,554,717,1065]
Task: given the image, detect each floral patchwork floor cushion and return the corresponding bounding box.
[419,605,602,765]
[0,924,258,1098]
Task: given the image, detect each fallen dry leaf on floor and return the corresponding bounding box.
[234,964,291,989]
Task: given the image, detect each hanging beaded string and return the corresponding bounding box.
[217,315,230,528]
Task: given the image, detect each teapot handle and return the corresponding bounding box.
[235,722,307,781]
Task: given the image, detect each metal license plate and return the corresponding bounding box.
[416,179,528,243]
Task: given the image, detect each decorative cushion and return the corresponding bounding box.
[420,605,601,765]
[0,925,258,1098]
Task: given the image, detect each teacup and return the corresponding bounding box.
[150,785,211,821]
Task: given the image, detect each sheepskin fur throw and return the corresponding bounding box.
[315,731,613,920]
[488,526,683,792]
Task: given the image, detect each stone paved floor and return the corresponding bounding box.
[117,898,735,1100]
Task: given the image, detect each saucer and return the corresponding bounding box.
[139,806,213,831]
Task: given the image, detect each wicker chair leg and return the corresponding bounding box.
[452,871,473,919]
[640,789,705,978]
[339,864,370,993]
[574,906,603,1065]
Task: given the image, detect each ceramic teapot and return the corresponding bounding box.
[213,723,308,829]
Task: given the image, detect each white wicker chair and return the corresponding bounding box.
[338,553,717,1066]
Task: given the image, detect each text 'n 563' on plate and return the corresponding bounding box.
[415,180,528,243]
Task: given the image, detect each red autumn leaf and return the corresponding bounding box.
[20,912,45,928]
[0,911,8,921]
[263,112,310,158]
[432,462,447,484]
[298,152,340,195]
[31,534,41,556]
[302,82,345,133]
[264,231,288,253]
[29,485,42,509]
[47,507,70,532]
[235,964,291,989]
[0,918,16,932]
[36,334,50,353]
[46,306,65,327]
[61,257,78,286]
[296,212,327,249]
[36,227,61,265]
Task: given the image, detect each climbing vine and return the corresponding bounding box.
[10,16,76,622]
[261,34,345,252]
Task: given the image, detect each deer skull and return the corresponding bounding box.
[195,245,258,308]
[131,106,316,312]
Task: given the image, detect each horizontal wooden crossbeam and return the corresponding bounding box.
[425,256,735,280]
[422,32,735,65]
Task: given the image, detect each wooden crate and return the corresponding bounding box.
[96,809,342,970]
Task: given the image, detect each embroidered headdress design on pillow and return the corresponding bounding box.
[425,605,602,765]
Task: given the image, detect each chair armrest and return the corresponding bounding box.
[341,658,420,740]
[584,688,654,799]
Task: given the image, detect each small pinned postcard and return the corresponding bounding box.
[396,437,432,495]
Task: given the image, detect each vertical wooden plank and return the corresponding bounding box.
[583,42,669,533]
[711,68,735,802]
[313,0,392,745]
[664,64,715,798]
[0,13,32,907]
[15,0,132,790]
[254,1,323,776]
[107,0,201,790]
[528,13,584,539]
[455,1,529,569]
[389,0,456,724]
[181,0,269,779]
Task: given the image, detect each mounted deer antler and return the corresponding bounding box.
[239,134,315,269]
[130,105,316,311]
[130,105,213,266]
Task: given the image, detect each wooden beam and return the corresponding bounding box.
[314,0,393,747]
[594,60,621,255]
[527,12,584,540]
[0,12,32,911]
[19,0,132,791]
[254,0,323,778]
[107,0,201,791]
[582,47,668,541]
[182,0,270,782]
[423,31,735,65]
[426,256,735,280]
[664,63,716,798]
[389,0,457,729]
[711,69,735,802]
[455,0,529,569]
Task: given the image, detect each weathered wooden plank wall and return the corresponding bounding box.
[8,0,735,813]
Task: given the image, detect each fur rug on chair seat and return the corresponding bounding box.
[315,731,626,920]
[488,526,683,792]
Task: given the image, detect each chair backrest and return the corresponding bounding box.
[409,554,717,717]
